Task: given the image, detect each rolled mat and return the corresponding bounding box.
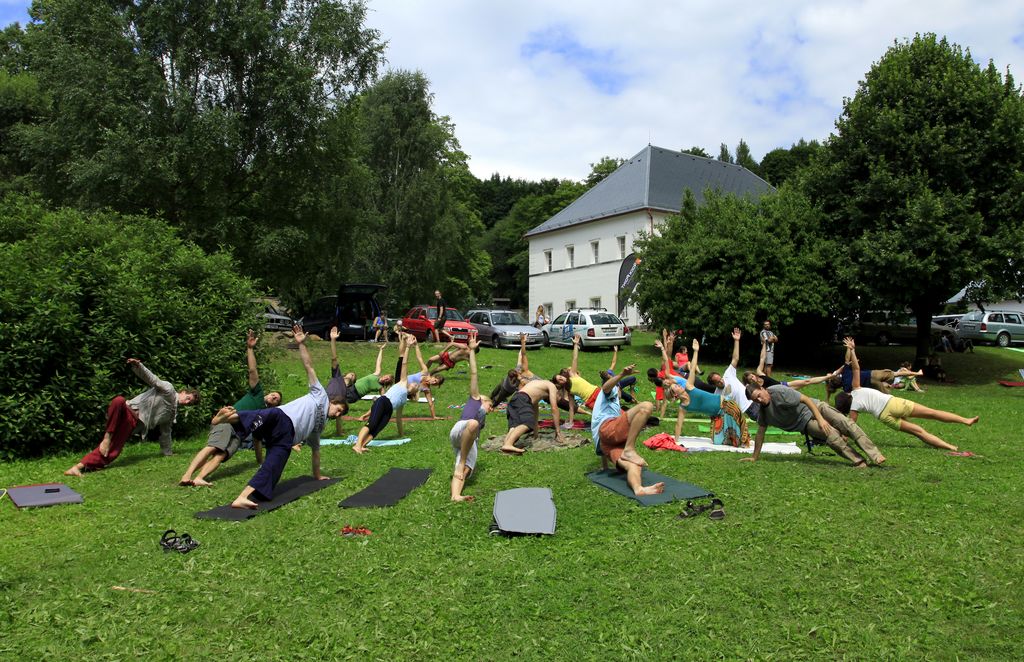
[585,468,712,506]
[195,476,341,521]
[997,380,1024,387]
[5,483,83,509]
[339,468,432,508]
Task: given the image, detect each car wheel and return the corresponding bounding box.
[876,332,889,345]
[542,332,550,347]
[997,332,1011,347]
[491,335,500,349]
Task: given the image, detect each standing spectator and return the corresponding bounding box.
[759,319,778,377]
[432,290,448,343]
[535,305,547,329]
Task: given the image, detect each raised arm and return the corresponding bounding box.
[730,327,741,368]
[685,339,700,391]
[846,337,861,389]
[329,326,340,371]
[400,335,413,382]
[127,358,175,398]
[246,329,260,388]
[372,343,386,375]
[467,333,481,398]
[518,333,530,372]
[602,364,636,394]
[608,345,619,372]
[292,324,317,385]
[571,334,582,374]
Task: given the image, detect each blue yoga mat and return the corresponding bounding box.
[586,469,712,506]
[320,436,411,447]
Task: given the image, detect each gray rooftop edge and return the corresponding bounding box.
[525,145,774,238]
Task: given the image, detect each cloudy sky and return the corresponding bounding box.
[3,0,1023,181]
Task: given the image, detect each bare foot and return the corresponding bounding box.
[634,482,665,496]
[621,449,648,467]
[191,478,213,487]
[178,479,193,486]
[853,461,869,469]
[64,465,83,477]
[452,495,475,503]
[874,454,887,465]
[966,416,979,426]
[231,496,259,510]
[211,406,236,425]
[500,445,525,455]
[353,445,368,454]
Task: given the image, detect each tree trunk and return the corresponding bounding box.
[911,302,934,369]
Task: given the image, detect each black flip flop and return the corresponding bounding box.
[708,498,725,521]
[160,529,180,551]
[676,500,711,520]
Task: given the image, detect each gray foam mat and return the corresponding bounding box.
[492,487,556,535]
[6,483,83,508]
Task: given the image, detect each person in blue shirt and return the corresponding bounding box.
[591,365,664,496]
[662,338,750,446]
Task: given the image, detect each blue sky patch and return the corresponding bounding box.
[521,24,629,95]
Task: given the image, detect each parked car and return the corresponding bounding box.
[958,310,1024,347]
[855,311,954,346]
[931,314,964,329]
[465,309,544,348]
[262,302,293,332]
[541,309,631,348]
[400,306,476,344]
[297,283,386,340]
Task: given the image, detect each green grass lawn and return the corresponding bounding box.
[2,333,1023,659]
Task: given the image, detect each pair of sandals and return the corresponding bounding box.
[160,529,200,553]
[677,498,725,521]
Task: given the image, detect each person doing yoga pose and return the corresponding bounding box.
[834,338,978,451]
[352,334,423,454]
[449,333,492,502]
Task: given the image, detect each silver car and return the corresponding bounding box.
[465,309,545,348]
[958,310,1024,347]
[541,309,631,348]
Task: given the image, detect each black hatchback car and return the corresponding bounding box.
[297,283,387,341]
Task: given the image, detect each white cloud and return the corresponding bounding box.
[365,0,1024,180]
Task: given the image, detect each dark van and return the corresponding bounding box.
[298,283,387,341]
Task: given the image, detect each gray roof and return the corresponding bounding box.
[525,145,774,237]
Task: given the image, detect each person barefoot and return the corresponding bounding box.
[221,326,344,509]
[449,333,492,502]
[501,372,563,455]
[353,334,420,454]
[591,365,663,495]
[179,330,283,486]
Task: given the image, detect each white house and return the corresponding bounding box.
[526,145,773,327]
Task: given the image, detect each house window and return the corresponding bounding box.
[565,300,576,312]
[591,240,599,264]
[617,235,626,258]
[544,250,552,272]
[566,245,574,268]
[590,297,602,309]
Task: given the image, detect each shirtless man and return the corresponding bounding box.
[592,365,664,495]
[501,371,564,455]
[426,341,476,376]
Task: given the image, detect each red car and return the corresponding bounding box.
[401,306,476,344]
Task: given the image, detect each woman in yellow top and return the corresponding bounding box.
[552,335,601,420]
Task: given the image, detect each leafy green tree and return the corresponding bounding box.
[735,138,762,177]
[472,174,559,229]
[0,70,47,195]
[805,34,1024,360]
[717,143,734,163]
[353,70,491,311]
[0,23,29,73]
[681,146,710,158]
[584,156,624,188]
[759,139,822,186]
[632,186,834,337]
[484,180,585,306]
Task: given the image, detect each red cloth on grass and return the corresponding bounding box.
[642,432,686,452]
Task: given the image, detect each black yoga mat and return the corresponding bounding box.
[339,468,432,508]
[6,483,83,509]
[586,468,712,507]
[195,475,341,521]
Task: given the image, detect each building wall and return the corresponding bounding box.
[527,210,668,327]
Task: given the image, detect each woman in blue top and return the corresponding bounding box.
[353,334,422,454]
[663,338,750,446]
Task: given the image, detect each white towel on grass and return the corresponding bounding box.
[676,436,802,455]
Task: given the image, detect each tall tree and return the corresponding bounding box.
[681,146,710,158]
[760,139,822,187]
[735,138,762,177]
[584,156,624,188]
[805,34,1024,362]
[717,143,734,163]
[472,174,559,229]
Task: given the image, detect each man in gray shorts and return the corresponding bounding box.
[179,330,283,486]
[501,374,564,455]
[760,319,778,376]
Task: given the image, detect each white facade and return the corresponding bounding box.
[528,209,668,327]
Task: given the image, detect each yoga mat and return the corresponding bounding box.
[586,469,712,506]
[342,416,448,422]
[360,394,430,403]
[339,468,432,508]
[538,419,590,429]
[195,476,341,521]
[998,380,1024,387]
[676,436,801,455]
[6,483,83,509]
[492,488,556,535]
[320,436,412,447]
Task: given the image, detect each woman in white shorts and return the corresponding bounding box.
[834,339,978,451]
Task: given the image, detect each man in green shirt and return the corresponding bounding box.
[179,330,282,486]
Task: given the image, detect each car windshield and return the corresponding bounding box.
[492,312,528,325]
[443,310,465,321]
[589,313,622,325]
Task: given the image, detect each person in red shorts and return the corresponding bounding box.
[65,358,199,476]
[426,341,476,375]
[590,365,664,496]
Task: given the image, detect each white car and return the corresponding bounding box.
[541,309,631,348]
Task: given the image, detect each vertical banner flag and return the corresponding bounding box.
[617,253,641,316]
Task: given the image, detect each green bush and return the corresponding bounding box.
[0,195,263,459]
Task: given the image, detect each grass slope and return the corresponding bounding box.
[1,334,1022,659]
